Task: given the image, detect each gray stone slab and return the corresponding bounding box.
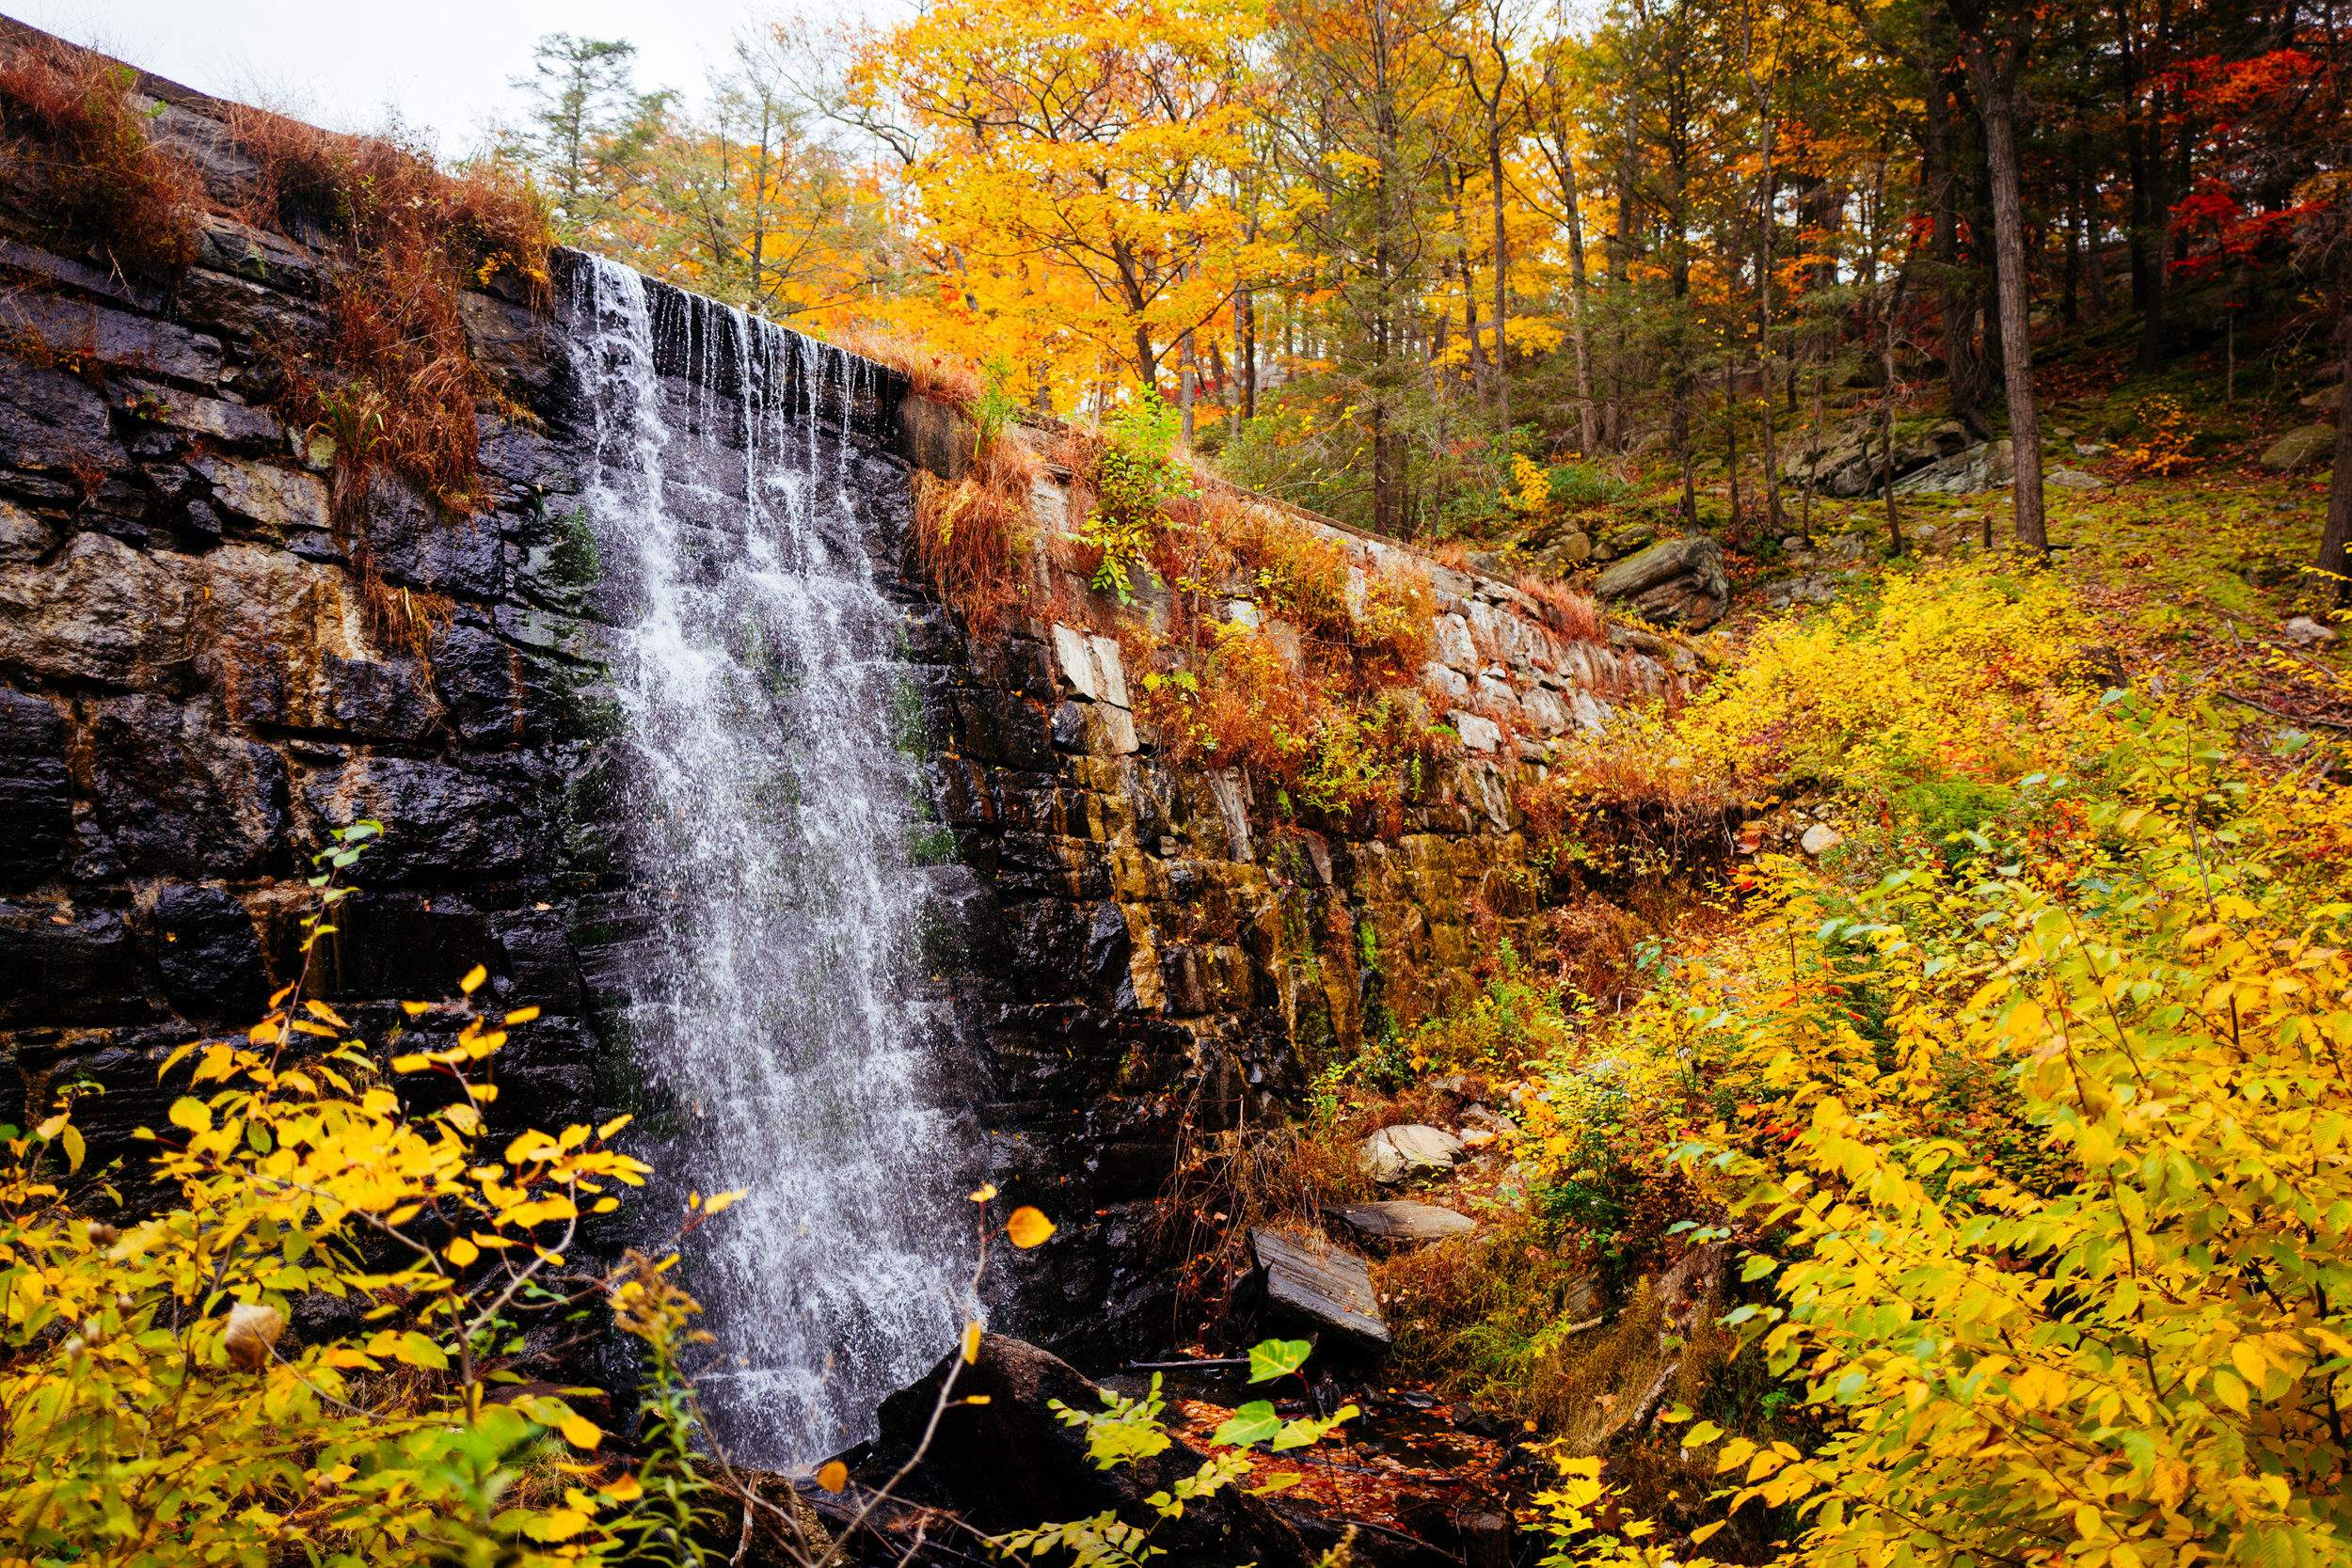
[1322,1200,1476,1245]
[1249,1227,1391,1355]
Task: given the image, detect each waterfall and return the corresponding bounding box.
[560,254,977,1466]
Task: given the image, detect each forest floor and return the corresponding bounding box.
[1224,412,2352,1557]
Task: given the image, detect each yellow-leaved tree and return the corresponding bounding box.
[850,0,1282,409]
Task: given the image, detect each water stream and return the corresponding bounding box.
[561,253,977,1465]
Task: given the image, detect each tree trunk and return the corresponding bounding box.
[1490,124,1511,449]
[1926,66,1988,432]
[1884,273,1905,556]
[1239,288,1257,421]
[2322,256,2352,610]
[1555,123,1599,453]
[1960,17,2047,555]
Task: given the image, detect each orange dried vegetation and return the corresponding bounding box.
[0,37,200,277]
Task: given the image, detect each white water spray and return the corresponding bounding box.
[562,254,976,1465]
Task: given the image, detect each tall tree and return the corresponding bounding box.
[1951,0,2047,553]
[509,34,669,237]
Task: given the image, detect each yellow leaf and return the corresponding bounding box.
[158,1041,198,1081]
[597,1114,633,1139]
[248,1018,284,1045]
[167,1099,210,1134]
[389,1054,430,1073]
[304,999,349,1028]
[34,1112,66,1140]
[962,1320,982,1364]
[817,1460,849,1492]
[529,1509,592,1542]
[601,1472,644,1501]
[1006,1207,1056,1249]
[447,1236,481,1266]
[61,1125,83,1173]
[401,1000,431,1017]
[459,964,488,994]
[1249,1473,1304,1494]
[970,1182,998,1202]
[395,1331,448,1369]
[269,982,295,1007]
[703,1189,746,1217]
[560,1413,601,1449]
[504,1006,542,1025]
[2211,1370,2249,1414]
[2229,1340,2266,1389]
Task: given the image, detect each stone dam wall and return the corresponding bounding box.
[0,35,1718,1374]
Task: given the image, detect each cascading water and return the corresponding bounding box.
[561,253,978,1465]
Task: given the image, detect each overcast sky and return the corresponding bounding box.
[6,1,899,155]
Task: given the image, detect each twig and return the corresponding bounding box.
[2219,689,2352,730]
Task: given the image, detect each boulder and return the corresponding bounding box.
[1249,1227,1391,1355]
[2045,467,2108,491]
[871,1332,1314,1565]
[1323,1201,1475,1245]
[2261,425,2337,474]
[1592,535,1729,630]
[1359,1123,1466,1183]
[1893,439,2012,496]
[2283,615,2342,648]
[1800,823,1844,857]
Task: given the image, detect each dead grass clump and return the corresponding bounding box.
[1534,897,1651,1008]
[0,38,200,277]
[229,106,552,517]
[828,323,984,410]
[914,424,1038,634]
[1514,573,1608,645]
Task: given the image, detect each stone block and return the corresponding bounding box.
[190,454,330,534]
[0,689,72,889]
[296,894,500,1002]
[1248,1227,1391,1355]
[1450,710,1501,752]
[0,906,154,1025]
[298,754,544,886]
[121,379,285,450]
[192,214,321,294]
[89,696,290,879]
[369,475,505,599]
[0,356,120,473]
[0,291,222,384]
[1322,1200,1476,1245]
[150,882,269,1022]
[175,268,328,347]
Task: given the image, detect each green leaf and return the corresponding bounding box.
[1212,1401,1281,1448]
[1248,1338,1313,1385]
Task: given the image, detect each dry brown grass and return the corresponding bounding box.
[913,423,1039,635]
[0,37,200,277]
[828,323,985,410]
[1514,573,1608,645]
